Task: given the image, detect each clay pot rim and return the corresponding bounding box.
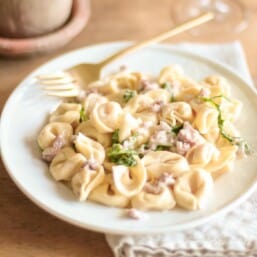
[0,0,90,57]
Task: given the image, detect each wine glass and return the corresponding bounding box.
[171,0,248,36]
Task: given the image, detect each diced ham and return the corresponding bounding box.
[140,79,159,92]
[151,100,164,113]
[177,122,205,148]
[82,157,99,170]
[52,135,65,149]
[126,208,146,220]
[42,147,59,162]
[42,136,65,162]
[159,172,176,186]
[176,140,191,156]
[137,121,154,135]
[143,174,175,195]
[144,182,162,195]
[199,88,211,97]
[148,121,175,150]
[159,121,171,132]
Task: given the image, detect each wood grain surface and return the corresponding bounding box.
[0,0,257,256]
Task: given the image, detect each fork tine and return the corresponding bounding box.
[41,84,76,90]
[38,77,75,85]
[36,72,68,80]
[46,89,80,97]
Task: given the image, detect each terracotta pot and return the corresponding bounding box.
[0,0,90,57]
[0,0,73,38]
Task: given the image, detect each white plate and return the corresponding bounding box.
[1,42,257,235]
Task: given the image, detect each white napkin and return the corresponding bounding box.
[106,42,257,257]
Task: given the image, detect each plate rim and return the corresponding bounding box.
[1,41,257,235]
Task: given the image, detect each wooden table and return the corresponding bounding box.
[0,0,257,256]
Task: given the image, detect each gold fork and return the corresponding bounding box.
[37,12,214,97]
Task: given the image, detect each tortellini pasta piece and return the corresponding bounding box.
[50,147,86,181]
[103,159,115,173]
[202,127,220,143]
[87,80,120,95]
[205,145,238,178]
[49,103,82,125]
[134,111,158,125]
[124,94,153,114]
[203,75,231,97]
[144,89,171,104]
[107,71,146,91]
[131,185,176,211]
[158,64,184,85]
[88,71,146,94]
[74,133,105,164]
[193,105,219,134]
[216,121,240,147]
[83,93,108,115]
[220,98,242,122]
[161,102,193,126]
[178,77,203,100]
[37,122,73,150]
[71,164,105,201]
[186,143,219,167]
[142,151,190,179]
[90,101,123,133]
[117,113,140,142]
[112,158,147,197]
[105,89,137,106]
[76,120,112,148]
[89,175,130,208]
[133,121,155,146]
[174,168,214,210]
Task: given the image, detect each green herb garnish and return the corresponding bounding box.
[123,90,136,103]
[161,82,170,89]
[107,144,138,167]
[112,129,120,144]
[200,95,251,153]
[155,145,170,151]
[79,107,88,122]
[172,123,183,135]
[161,82,176,102]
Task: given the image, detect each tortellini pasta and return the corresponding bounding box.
[83,93,108,115]
[76,120,112,148]
[50,147,86,181]
[49,103,82,125]
[89,175,130,208]
[142,151,190,178]
[71,164,105,201]
[193,105,219,134]
[117,113,140,142]
[37,122,73,150]
[112,158,147,197]
[161,102,194,126]
[131,185,176,211]
[158,64,184,85]
[203,75,231,97]
[90,101,123,133]
[205,145,238,178]
[174,169,213,210]
[74,133,105,164]
[186,143,219,167]
[38,65,248,214]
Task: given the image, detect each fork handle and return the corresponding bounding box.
[99,12,214,69]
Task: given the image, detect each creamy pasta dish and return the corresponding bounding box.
[37,65,250,213]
